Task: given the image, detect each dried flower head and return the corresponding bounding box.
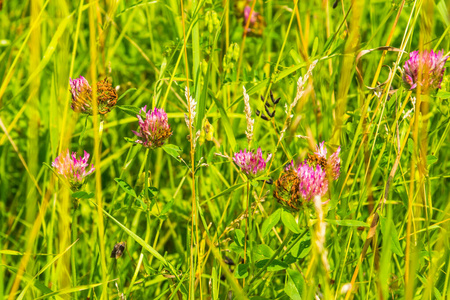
[132,106,172,149]
[96,78,118,114]
[233,148,272,178]
[328,147,341,180]
[402,50,449,94]
[69,76,118,115]
[52,150,95,190]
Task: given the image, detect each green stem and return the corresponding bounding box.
[71,199,79,300]
[247,181,253,271]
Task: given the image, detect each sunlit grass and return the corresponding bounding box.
[0,0,449,299]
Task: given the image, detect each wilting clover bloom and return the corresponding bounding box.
[402,50,449,94]
[328,147,341,180]
[69,76,118,115]
[233,148,272,178]
[52,150,95,190]
[132,106,172,149]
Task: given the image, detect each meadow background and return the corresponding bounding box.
[0,0,450,299]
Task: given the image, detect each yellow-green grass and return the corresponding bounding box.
[0,0,449,299]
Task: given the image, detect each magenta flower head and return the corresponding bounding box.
[295,162,329,201]
[233,147,272,178]
[402,50,449,94]
[70,76,92,114]
[132,106,172,149]
[52,150,95,190]
[243,5,264,35]
[243,6,258,30]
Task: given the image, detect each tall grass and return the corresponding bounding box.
[0,0,449,299]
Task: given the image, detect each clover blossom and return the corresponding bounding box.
[243,6,258,32]
[233,148,272,178]
[52,150,95,190]
[132,106,172,149]
[70,76,92,114]
[402,50,448,94]
[69,76,118,115]
[274,142,341,210]
[295,162,328,201]
[243,5,264,35]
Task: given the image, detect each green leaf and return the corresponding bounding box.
[229,242,243,254]
[71,191,94,199]
[209,91,236,150]
[426,155,438,166]
[380,216,403,257]
[234,229,245,247]
[255,244,274,258]
[1,264,57,299]
[116,105,141,117]
[255,259,288,271]
[434,287,443,300]
[124,137,138,144]
[285,269,304,300]
[436,90,450,98]
[117,88,137,103]
[234,264,249,279]
[115,178,137,198]
[78,114,89,146]
[311,37,319,58]
[408,138,414,154]
[289,233,311,259]
[201,182,246,205]
[162,144,182,162]
[325,219,369,227]
[261,209,281,238]
[281,210,300,234]
[160,199,174,215]
[17,240,78,300]
[289,49,302,64]
[147,187,159,197]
